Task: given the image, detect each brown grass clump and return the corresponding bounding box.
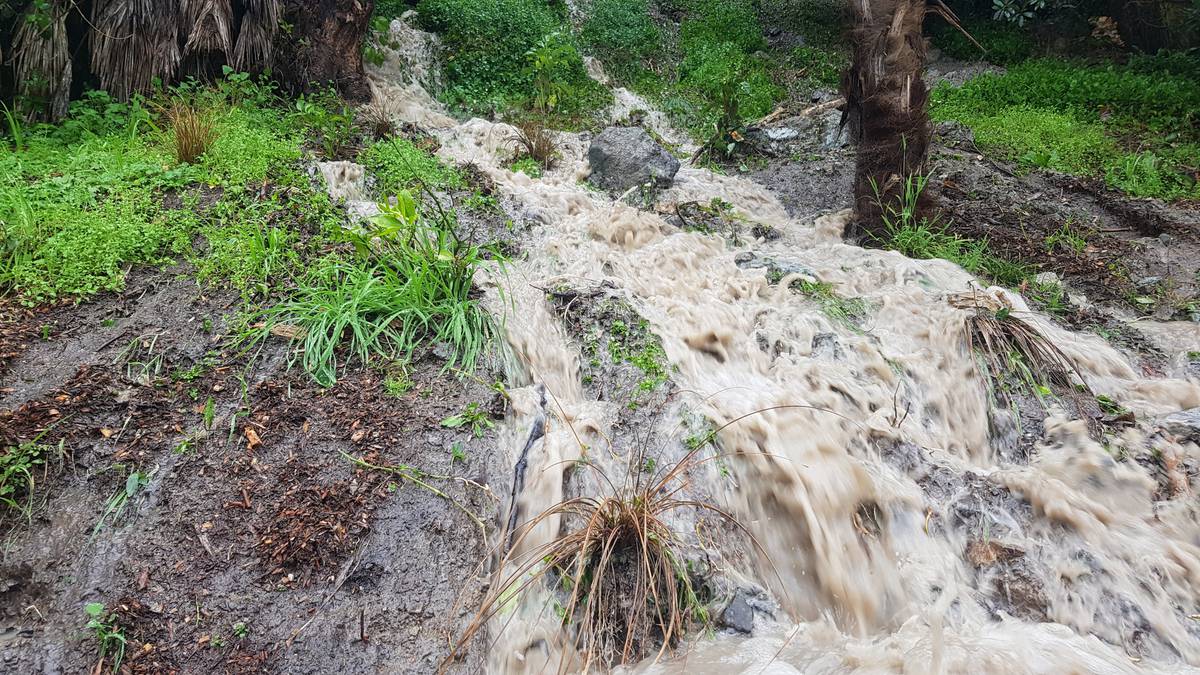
[164,100,217,165]
[509,118,558,170]
[361,102,396,140]
[950,291,1087,394]
[448,442,757,672]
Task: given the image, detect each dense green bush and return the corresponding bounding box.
[416,0,607,116]
[929,19,1034,65]
[678,0,765,56]
[581,0,662,82]
[682,42,780,121]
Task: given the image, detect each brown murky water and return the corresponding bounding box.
[369,18,1200,674]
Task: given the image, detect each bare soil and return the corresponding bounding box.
[0,264,507,673]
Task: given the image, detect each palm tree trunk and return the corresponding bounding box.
[274,0,375,102]
[842,0,931,242]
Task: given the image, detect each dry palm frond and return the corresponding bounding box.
[360,102,396,140]
[92,0,181,101]
[950,291,1088,395]
[509,118,558,170]
[449,440,769,673]
[11,1,72,121]
[182,0,233,71]
[233,0,280,73]
[163,99,217,164]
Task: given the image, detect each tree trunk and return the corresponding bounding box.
[275,0,375,102]
[841,0,931,242]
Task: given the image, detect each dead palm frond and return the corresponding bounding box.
[950,291,1089,395]
[182,0,233,72]
[162,99,217,164]
[11,0,72,122]
[233,0,280,73]
[448,436,773,673]
[508,118,558,170]
[92,0,181,101]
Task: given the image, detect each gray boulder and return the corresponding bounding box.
[587,126,680,195]
[1161,408,1200,443]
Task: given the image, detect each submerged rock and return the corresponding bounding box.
[721,588,757,634]
[587,126,680,195]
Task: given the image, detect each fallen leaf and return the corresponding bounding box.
[100,427,115,438]
[137,568,150,590]
[245,427,262,450]
[351,429,366,443]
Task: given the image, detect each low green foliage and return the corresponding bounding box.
[580,0,662,83]
[790,45,846,90]
[441,401,495,437]
[932,57,1200,200]
[929,18,1034,65]
[792,278,871,329]
[255,193,497,386]
[416,0,609,117]
[94,471,150,537]
[1,438,56,519]
[509,156,543,178]
[360,137,465,196]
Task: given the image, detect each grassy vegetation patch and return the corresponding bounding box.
[360,137,465,196]
[581,0,663,84]
[416,0,610,119]
[929,18,1034,65]
[932,56,1200,200]
[254,193,496,386]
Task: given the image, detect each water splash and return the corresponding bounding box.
[368,18,1200,673]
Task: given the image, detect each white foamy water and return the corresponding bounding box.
[368,18,1200,674]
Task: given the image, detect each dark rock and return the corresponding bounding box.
[587,126,680,195]
[721,588,756,633]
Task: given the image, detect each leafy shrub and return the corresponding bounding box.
[417,0,607,115]
[581,0,662,82]
[682,42,780,122]
[1105,152,1198,201]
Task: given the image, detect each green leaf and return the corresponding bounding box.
[124,472,140,497]
[85,602,105,617]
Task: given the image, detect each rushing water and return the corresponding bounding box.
[367,17,1200,674]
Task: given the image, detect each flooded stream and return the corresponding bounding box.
[369,17,1200,674]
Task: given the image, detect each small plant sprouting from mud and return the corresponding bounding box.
[92,471,151,538]
[441,401,495,438]
[84,602,126,674]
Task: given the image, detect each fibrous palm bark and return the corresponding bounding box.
[842,0,931,242]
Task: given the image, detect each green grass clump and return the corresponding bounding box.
[191,194,306,301]
[360,137,466,196]
[256,193,496,386]
[416,0,608,116]
[580,0,663,83]
[933,58,1200,200]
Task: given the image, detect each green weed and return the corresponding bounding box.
[255,193,496,386]
[1,437,60,520]
[360,137,465,197]
[93,471,150,537]
[441,402,495,438]
[84,603,126,673]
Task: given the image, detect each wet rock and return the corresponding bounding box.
[721,588,756,633]
[1160,408,1200,443]
[734,252,815,281]
[819,111,848,150]
[810,88,835,103]
[587,126,680,195]
[1034,271,1062,288]
[811,333,843,361]
[1135,275,1162,289]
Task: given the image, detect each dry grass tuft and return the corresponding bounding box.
[950,291,1087,394]
[164,100,218,165]
[361,103,396,140]
[449,438,764,673]
[509,118,558,170]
